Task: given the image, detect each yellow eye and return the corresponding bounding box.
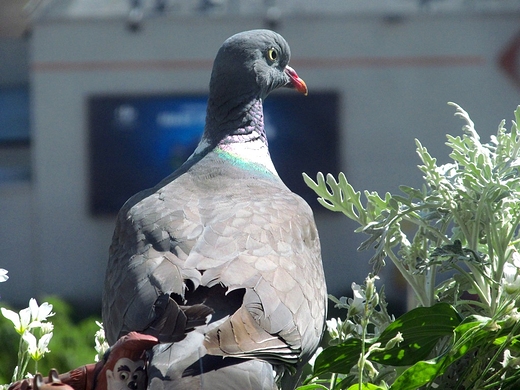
[267,48,278,62]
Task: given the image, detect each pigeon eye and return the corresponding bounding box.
[267,48,278,62]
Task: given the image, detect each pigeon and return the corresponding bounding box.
[102,29,327,390]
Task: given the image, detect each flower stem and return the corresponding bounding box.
[13,337,26,382]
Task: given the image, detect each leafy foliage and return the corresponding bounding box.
[301,104,520,389]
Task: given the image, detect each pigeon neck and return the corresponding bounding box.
[197,96,278,176]
[215,138,278,176]
[204,96,268,147]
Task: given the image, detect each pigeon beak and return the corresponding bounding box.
[284,65,308,96]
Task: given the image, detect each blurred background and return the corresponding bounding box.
[1,0,520,317]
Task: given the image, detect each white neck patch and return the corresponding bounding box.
[217,137,278,176]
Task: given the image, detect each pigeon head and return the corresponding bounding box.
[203,29,307,144]
[209,29,307,99]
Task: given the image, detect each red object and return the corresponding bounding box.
[499,31,520,89]
[9,332,159,390]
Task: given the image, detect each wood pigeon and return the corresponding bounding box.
[102,29,327,390]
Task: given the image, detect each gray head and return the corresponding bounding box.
[203,30,307,138]
[209,29,307,102]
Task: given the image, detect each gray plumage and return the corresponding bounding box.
[102,29,326,390]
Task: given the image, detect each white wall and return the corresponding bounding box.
[1,12,519,311]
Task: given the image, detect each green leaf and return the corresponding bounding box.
[303,172,369,222]
[296,385,330,390]
[313,338,363,376]
[389,360,442,390]
[346,383,386,390]
[389,316,505,389]
[390,195,412,207]
[371,303,461,366]
[398,185,424,201]
[313,304,460,380]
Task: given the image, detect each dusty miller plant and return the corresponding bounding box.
[299,103,520,390]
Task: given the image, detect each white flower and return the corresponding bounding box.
[384,331,404,350]
[348,282,366,315]
[503,261,520,295]
[1,306,33,335]
[326,317,362,342]
[94,321,110,362]
[0,268,8,283]
[326,317,344,340]
[39,322,54,334]
[512,251,520,269]
[28,298,54,323]
[364,275,380,304]
[22,331,53,361]
[502,349,520,369]
[1,299,54,335]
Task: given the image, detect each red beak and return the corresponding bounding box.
[284,65,308,96]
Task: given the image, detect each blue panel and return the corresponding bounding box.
[0,86,30,143]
